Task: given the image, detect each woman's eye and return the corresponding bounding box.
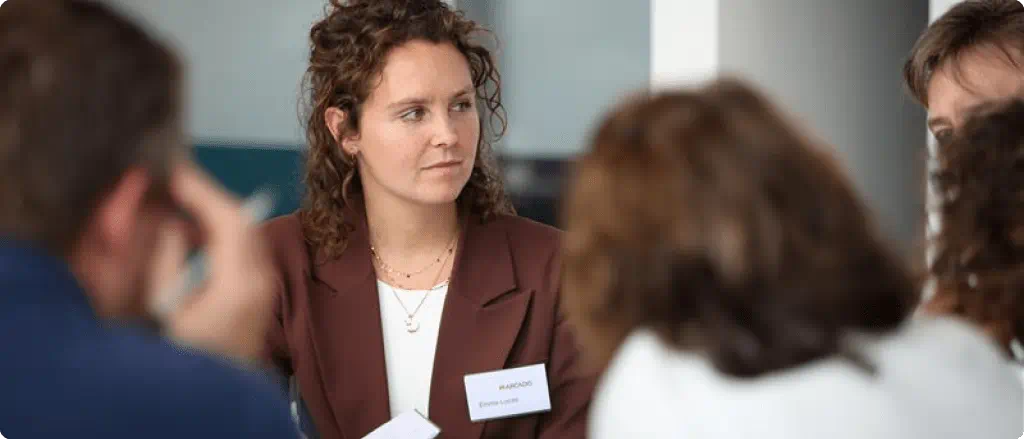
[401,108,425,122]
[452,101,473,112]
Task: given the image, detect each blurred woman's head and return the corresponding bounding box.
[301,0,513,258]
[928,98,1024,353]
[561,80,918,376]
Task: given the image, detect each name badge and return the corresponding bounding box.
[463,363,552,422]
[362,410,440,439]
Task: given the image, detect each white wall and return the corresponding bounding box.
[464,0,651,158]
[651,0,929,251]
[651,0,718,89]
[105,0,325,146]
[931,0,958,20]
[108,0,646,155]
[719,0,929,251]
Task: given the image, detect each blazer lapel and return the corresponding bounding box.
[429,217,532,439]
[306,204,391,439]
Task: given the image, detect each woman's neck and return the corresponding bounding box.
[364,194,460,256]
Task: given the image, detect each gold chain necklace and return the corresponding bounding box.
[370,233,457,280]
[381,240,455,333]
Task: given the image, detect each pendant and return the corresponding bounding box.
[405,317,420,333]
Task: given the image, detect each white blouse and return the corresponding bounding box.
[591,316,1023,438]
[377,280,448,419]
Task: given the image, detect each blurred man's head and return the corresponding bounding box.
[0,0,185,318]
[904,0,1024,145]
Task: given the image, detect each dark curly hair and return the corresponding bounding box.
[299,0,513,261]
[928,98,1024,353]
[562,79,918,377]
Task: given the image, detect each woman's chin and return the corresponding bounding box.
[410,184,466,206]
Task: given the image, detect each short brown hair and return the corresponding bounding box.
[300,0,513,261]
[0,0,183,255]
[928,98,1024,353]
[561,80,919,377]
[904,0,1024,107]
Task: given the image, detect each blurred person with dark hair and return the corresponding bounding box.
[905,0,1024,359]
[562,80,1023,438]
[927,98,1024,361]
[0,1,298,438]
[259,0,594,437]
[905,0,1024,145]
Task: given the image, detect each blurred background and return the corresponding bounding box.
[104,0,971,257]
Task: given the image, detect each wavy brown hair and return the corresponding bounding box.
[927,98,1024,353]
[903,0,1024,108]
[299,0,513,260]
[561,79,919,377]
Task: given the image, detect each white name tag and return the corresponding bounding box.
[362,410,440,439]
[463,363,552,422]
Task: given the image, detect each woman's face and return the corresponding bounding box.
[330,40,479,208]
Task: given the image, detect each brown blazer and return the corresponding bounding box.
[260,204,595,439]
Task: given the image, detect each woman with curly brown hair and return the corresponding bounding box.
[926,98,1024,362]
[258,1,594,438]
[561,80,1022,438]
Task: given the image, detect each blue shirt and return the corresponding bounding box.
[0,240,299,438]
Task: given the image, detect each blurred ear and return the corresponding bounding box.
[92,167,151,253]
[325,107,360,155]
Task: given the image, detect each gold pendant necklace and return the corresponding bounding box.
[381,238,456,333]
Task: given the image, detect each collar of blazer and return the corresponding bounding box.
[307,196,518,307]
[300,196,532,439]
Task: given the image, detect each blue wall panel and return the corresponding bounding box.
[193,145,305,219]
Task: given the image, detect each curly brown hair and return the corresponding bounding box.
[299,0,513,260]
[903,0,1024,108]
[561,79,918,377]
[928,98,1024,353]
